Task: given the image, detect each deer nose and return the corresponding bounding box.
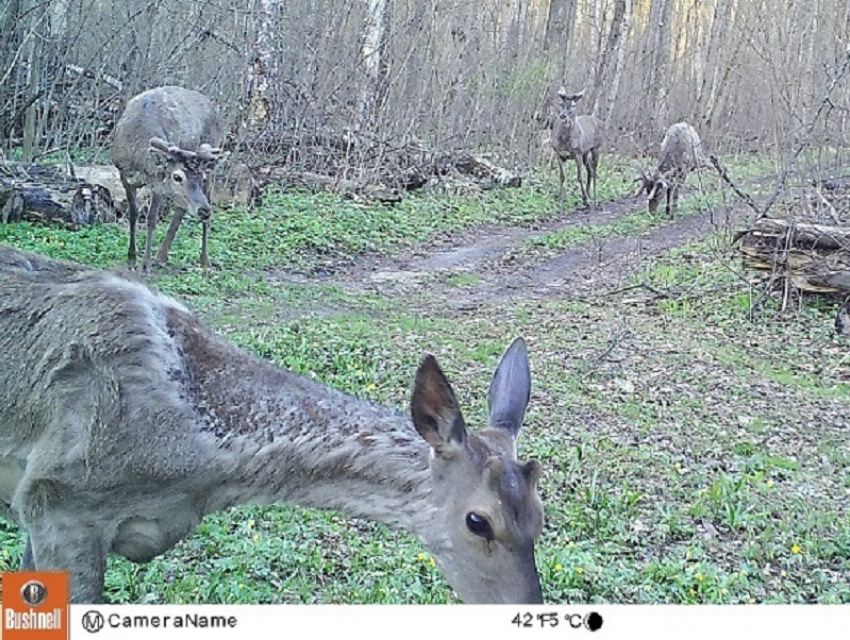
[197,206,212,221]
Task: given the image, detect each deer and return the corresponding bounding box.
[551,88,604,208]
[0,245,545,604]
[112,86,223,273]
[636,122,705,218]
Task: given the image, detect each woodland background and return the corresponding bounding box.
[2,0,849,169]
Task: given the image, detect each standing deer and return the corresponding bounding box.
[0,245,545,604]
[551,88,604,208]
[636,122,704,218]
[112,86,223,272]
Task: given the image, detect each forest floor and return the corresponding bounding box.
[280,184,746,309]
[1,153,849,605]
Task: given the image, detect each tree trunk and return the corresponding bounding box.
[738,217,850,294]
[244,0,281,141]
[357,0,391,134]
[645,0,673,131]
[544,0,576,60]
[592,0,632,121]
[699,0,734,128]
[21,0,46,162]
[0,0,22,149]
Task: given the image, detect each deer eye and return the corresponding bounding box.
[172,172,184,184]
[465,512,494,540]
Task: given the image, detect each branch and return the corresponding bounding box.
[64,64,123,91]
[708,154,761,217]
[759,49,850,217]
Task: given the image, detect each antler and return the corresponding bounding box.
[633,169,652,196]
[197,143,222,162]
[149,137,221,167]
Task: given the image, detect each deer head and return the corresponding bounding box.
[411,338,544,604]
[557,87,586,121]
[634,169,668,214]
[149,136,222,220]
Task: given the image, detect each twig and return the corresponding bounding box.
[605,282,673,300]
[591,329,631,365]
[759,49,850,218]
[813,184,840,224]
[708,154,761,217]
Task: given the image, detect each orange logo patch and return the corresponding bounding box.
[1,571,69,640]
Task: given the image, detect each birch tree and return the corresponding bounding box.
[356,0,390,133]
[592,0,632,121]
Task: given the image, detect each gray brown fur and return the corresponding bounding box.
[551,88,604,207]
[637,122,704,218]
[0,245,544,604]
[112,86,223,272]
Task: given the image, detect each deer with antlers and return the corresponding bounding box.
[112,86,223,272]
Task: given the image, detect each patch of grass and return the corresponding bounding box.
[1,150,849,604]
[442,272,480,288]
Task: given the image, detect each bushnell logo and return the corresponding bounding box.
[1,571,69,640]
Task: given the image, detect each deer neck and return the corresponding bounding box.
[166,307,442,545]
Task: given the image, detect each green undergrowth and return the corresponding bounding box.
[1,149,848,604]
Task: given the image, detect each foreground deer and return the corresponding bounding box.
[636,122,704,218]
[0,245,545,604]
[551,88,604,207]
[112,86,223,272]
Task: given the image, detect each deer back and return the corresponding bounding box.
[112,86,223,205]
[657,122,703,174]
[0,245,545,604]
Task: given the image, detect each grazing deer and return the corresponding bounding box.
[551,88,604,208]
[0,245,545,604]
[112,86,223,272]
[636,122,704,218]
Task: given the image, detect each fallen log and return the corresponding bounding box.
[1,163,116,229]
[737,216,850,294]
[448,152,522,188]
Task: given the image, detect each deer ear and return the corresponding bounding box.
[411,354,468,458]
[487,338,531,439]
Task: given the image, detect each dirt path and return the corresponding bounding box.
[282,190,749,311]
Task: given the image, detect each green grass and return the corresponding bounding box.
[1,151,849,604]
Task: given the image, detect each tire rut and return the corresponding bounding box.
[278,192,748,311]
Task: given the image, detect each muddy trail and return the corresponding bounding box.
[275,187,751,312]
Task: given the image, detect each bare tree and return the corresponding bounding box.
[592,0,633,122]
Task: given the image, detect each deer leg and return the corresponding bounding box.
[574,155,588,207]
[200,219,210,269]
[583,152,594,204]
[667,185,676,218]
[142,195,164,273]
[15,480,108,603]
[156,206,185,266]
[590,149,600,204]
[556,158,566,203]
[123,179,140,268]
[20,536,34,570]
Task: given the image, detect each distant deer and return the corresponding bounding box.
[636,122,704,218]
[0,245,545,604]
[551,88,604,207]
[112,86,223,272]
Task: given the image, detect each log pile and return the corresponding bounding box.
[0,133,522,232]
[736,176,850,294]
[247,134,522,200]
[1,162,117,229]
